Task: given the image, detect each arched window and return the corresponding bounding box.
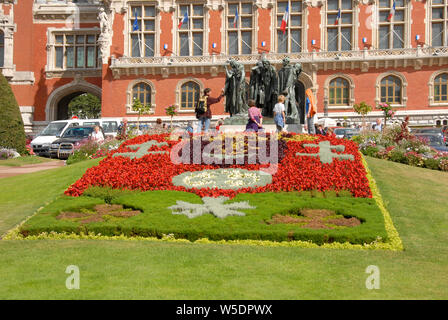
[434,73,448,103]
[329,77,350,105]
[132,82,152,106]
[380,75,402,104]
[180,81,200,110]
[0,31,4,68]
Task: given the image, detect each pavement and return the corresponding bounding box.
[0,160,65,179]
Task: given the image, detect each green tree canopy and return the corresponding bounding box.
[68,93,101,119]
[0,73,26,154]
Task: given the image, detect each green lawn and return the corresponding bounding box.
[0,156,57,167]
[0,157,447,299]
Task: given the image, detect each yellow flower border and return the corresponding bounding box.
[3,155,403,251]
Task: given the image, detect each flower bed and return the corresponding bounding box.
[65,132,372,198]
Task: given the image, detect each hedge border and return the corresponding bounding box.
[2,154,403,251]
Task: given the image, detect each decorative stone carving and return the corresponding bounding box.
[97,7,113,64]
[254,0,275,9]
[353,0,375,5]
[303,0,324,7]
[205,0,224,11]
[157,0,176,13]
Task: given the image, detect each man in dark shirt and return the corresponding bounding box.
[196,88,224,133]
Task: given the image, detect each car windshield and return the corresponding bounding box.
[39,122,68,136]
[416,128,442,134]
[62,127,94,138]
[418,135,443,146]
[334,129,347,135]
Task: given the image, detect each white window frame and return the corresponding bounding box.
[226,1,257,55]
[324,0,356,52]
[377,0,409,49]
[275,0,304,53]
[176,3,206,57]
[127,2,159,57]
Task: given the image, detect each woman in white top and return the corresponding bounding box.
[91,126,105,142]
[273,95,286,132]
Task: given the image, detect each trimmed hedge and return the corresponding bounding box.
[20,190,388,245]
[0,73,26,154]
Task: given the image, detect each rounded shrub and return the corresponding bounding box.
[0,73,26,154]
[424,158,440,170]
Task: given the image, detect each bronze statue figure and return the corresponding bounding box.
[248,57,278,117]
[277,58,302,123]
[224,59,247,116]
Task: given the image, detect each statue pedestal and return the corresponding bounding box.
[221,123,304,133]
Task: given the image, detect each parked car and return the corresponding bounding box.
[413,127,446,146]
[49,126,104,159]
[31,118,121,156]
[333,127,357,139]
[414,133,448,152]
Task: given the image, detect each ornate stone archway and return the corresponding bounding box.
[45,76,102,121]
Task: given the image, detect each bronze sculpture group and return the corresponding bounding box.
[224,57,303,124]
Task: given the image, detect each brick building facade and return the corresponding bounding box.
[1,0,448,134]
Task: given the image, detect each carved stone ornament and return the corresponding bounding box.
[205,0,224,11]
[157,0,176,13]
[353,0,376,5]
[303,0,324,7]
[98,7,113,64]
[254,0,275,9]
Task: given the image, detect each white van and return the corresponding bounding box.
[31,118,122,156]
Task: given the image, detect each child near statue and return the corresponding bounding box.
[245,99,263,132]
[273,95,286,132]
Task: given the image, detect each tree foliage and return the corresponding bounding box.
[0,73,26,154]
[68,93,101,119]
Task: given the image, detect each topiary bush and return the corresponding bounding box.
[0,73,26,154]
[388,149,408,164]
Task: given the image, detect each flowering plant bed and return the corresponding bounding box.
[65,133,372,198]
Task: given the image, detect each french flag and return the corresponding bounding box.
[233,7,238,28]
[280,4,289,34]
[387,0,396,21]
[334,8,341,25]
[178,11,188,28]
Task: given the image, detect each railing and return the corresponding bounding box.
[35,0,100,4]
[111,47,448,68]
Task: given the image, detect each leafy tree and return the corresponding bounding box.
[131,98,152,130]
[68,93,101,119]
[353,101,372,130]
[0,73,26,154]
[165,105,177,129]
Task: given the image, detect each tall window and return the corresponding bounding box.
[329,78,350,105]
[132,82,152,106]
[227,2,254,55]
[380,75,402,104]
[130,4,156,57]
[434,73,448,103]
[378,0,406,49]
[178,4,204,56]
[276,1,303,53]
[0,31,4,68]
[431,0,448,47]
[53,33,100,69]
[327,0,353,51]
[180,81,200,110]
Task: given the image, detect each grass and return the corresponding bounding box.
[0,157,447,299]
[0,155,57,167]
[19,191,387,245]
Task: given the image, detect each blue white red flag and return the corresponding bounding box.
[387,0,396,21]
[178,11,189,28]
[280,4,289,34]
[233,7,238,28]
[334,8,341,25]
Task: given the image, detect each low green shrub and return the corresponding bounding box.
[361,146,379,157]
[83,186,138,204]
[424,158,440,170]
[19,191,388,245]
[388,149,408,164]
